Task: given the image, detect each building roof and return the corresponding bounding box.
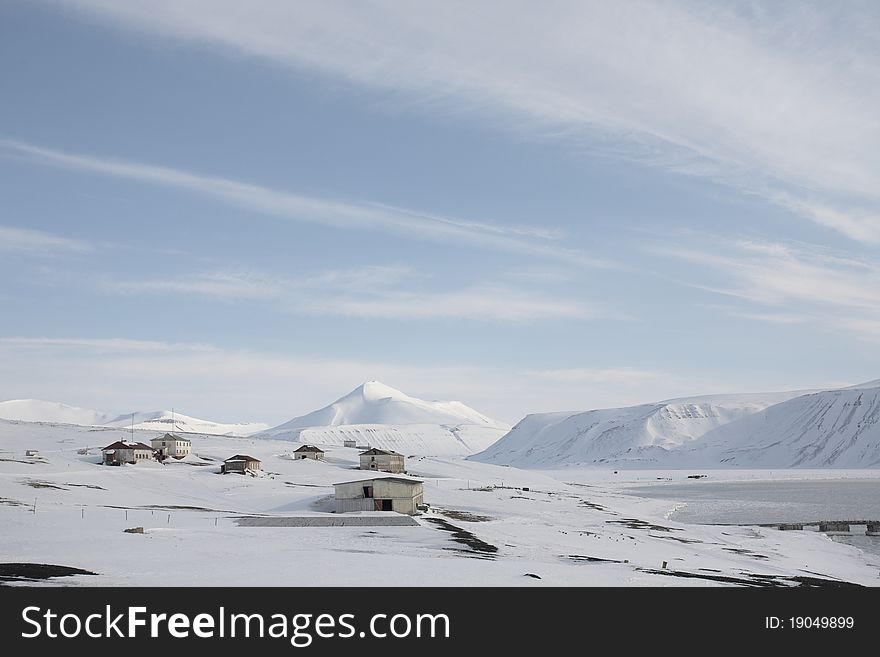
[224,454,260,463]
[152,433,191,444]
[293,445,324,453]
[102,441,154,451]
[359,448,402,456]
[333,476,423,487]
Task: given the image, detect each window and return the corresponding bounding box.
[363,486,374,498]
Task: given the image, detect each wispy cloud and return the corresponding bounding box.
[109,271,286,301]
[106,265,601,321]
[523,367,664,386]
[0,337,217,352]
[0,225,90,253]
[0,138,608,267]
[653,237,880,340]
[300,285,597,321]
[54,0,880,242]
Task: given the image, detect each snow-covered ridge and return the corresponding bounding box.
[258,381,510,456]
[470,390,812,468]
[104,410,269,437]
[680,384,880,468]
[0,399,114,426]
[0,400,267,436]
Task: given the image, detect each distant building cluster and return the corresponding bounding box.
[101,433,192,465]
[98,436,425,515]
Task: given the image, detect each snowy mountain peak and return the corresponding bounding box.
[352,381,410,403]
[257,383,510,456]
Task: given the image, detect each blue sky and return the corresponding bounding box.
[1,1,878,424]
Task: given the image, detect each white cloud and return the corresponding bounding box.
[54,0,880,242]
[653,237,880,340]
[106,266,600,321]
[0,225,90,253]
[301,285,597,321]
[109,271,286,301]
[0,337,217,352]
[0,138,608,268]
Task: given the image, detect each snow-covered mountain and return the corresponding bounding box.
[680,383,880,468]
[0,399,266,436]
[0,399,114,426]
[104,410,269,437]
[257,381,510,456]
[470,390,808,468]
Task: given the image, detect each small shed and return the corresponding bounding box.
[292,445,325,461]
[25,450,39,457]
[343,439,357,448]
[359,448,405,473]
[334,476,424,515]
[221,454,262,474]
[151,433,192,459]
[101,441,155,465]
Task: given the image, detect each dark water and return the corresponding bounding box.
[624,479,880,558]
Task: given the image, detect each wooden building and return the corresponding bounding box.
[221,454,262,474]
[359,447,405,473]
[101,441,155,465]
[292,445,325,460]
[334,476,424,515]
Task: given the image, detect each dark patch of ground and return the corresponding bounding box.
[578,500,608,512]
[523,573,542,579]
[655,535,704,544]
[65,483,106,490]
[0,458,39,465]
[0,497,26,507]
[723,547,770,560]
[100,504,244,514]
[21,480,68,490]
[425,517,498,558]
[440,510,493,522]
[638,568,859,587]
[566,554,627,564]
[0,563,97,584]
[606,518,682,532]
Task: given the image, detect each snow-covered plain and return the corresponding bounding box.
[1,418,877,587]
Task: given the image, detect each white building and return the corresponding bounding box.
[359,448,405,473]
[151,433,192,459]
[101,441,155,465]
[334,476,424,515]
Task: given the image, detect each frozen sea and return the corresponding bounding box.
[623,478,880,558]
